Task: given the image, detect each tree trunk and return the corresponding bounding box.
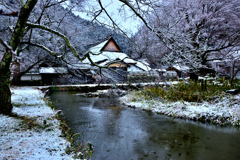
[11,75,21,85]
[0,0,38,115]
[11,57,44,85]
[0,51,13,115]
[11,60,21,85]
[230,62,235,88]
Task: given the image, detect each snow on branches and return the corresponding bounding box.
[0,38,20,60]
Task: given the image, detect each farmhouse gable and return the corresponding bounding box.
[83,37,151,72]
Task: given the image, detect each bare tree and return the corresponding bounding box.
[0,0,133,115]
[0,0,108,115]
[2,0,240,114]
[215,49,240,86]
[115,0,240,72]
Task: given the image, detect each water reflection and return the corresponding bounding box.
[51,92,240,160]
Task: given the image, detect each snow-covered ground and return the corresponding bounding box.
[0,87,75,160]
[120,91,240,126]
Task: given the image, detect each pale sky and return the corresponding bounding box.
[62,0,141,35]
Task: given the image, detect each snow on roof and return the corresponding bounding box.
[84,52,151,71]
[68,63,94,69]
[39,67,68,74]
[128,65,142,72]
[97,60,109,66]
[83,51,128,64]
[83,38,151,71]
[135,61,151,71]
[155,69,167,72]
[83,37,127,64]
[138,59,150,65]
[123,58,137,64]
[172,65,190,71]
[89,39,109,53]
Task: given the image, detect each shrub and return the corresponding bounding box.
[139,80,238,102]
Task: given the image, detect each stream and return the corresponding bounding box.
[51,92,240,160]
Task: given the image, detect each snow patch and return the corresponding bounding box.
[120,91,240,126]
[0,87,75,159]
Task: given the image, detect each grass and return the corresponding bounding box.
[11,97,93,159]
[9,113,54,132]
[55,108,93,159]
[138,80,240,102]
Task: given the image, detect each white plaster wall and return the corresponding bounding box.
[21,75,42,81]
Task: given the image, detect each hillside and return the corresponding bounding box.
[0,0,131,68]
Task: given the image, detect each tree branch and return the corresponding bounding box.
[0,38,19,59]
[25,22,127,72]
[26,23,83,61]
[0,9,19,17]
[11,56,47,83]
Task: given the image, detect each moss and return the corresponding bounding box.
[0,0,38,115]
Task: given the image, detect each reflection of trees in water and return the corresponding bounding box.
[92,97,125,140]
[92,98,120,109]
[51,93,240,159]
[132,119,201,160]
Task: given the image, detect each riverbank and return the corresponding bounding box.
[120,91,240,126]
[0,87,76,159]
